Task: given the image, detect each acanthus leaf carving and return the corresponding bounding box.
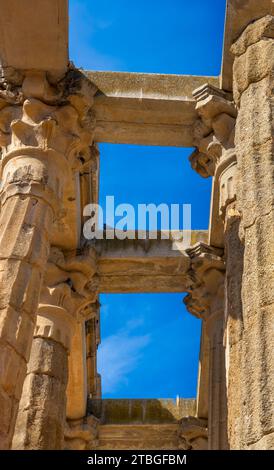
[184,242,225,322]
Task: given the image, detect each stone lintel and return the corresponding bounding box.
[0,0,68,81]
[96,230,208,293]
[96,424,182,450]
[88,398,197,450]
[89,398,196,424]
[85,71,219,146]
[221,0,272,91]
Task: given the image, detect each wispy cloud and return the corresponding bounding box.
[69,1,123,71]
[98,319,151,395]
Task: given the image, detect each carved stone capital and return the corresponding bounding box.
[64,415,99,450]
[184,243,224,323]
[0,68,97,213]
[178,417,208,450]
[35,246,98,350]
[190,83,236,178]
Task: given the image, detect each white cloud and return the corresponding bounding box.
[69,1,123,71]
[97,320,151,394]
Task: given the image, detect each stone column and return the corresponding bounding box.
[86,302,101,400]
[188,83,237,449]
[226,16,274,450]
[185,243,227,450]
[12,246,98,450]
[65,301,100,450]
[0,69,97,449]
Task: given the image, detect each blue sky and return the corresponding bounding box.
[69,0,226,398]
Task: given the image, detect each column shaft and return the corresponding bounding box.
[12,337,68,449]
[207,313,228,449]
[12,247,98,449]
[0,186,53,448]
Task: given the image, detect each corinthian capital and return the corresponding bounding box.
[190,83,237,178]
[0,69,98,207]
[184,243,224,321]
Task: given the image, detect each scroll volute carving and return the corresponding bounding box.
[190,84,237,178]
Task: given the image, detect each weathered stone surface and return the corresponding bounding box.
[233,40,274,103]
[86,71,219,146]
[12,338,68,450]
[64,415,99,450]
[0,196,52,449]
[184,243,228,449]
[0,68,97,448]
[179,417,208,450]
[0,0,273,453]
[0,0,68,81]
[231,15,274,56]
[89,399,196,425]
[13,247,99,449]
[226,15,274,450]
[86,304,101,401]
[97,424,182,450]
[97,231,207,293]
[67,322,89,420]
[196,324,210,420]
[88,399,202,450]
[221,0,273,91]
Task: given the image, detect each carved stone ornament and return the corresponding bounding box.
[189,83,236,178]
[184,242,224,321]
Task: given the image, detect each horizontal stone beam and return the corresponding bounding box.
[85,71,219,147]
[0,0,68,81]
[97,424,182,450]
[89,399,196,424]
[96,231,208,293]
[89,399,200,450]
